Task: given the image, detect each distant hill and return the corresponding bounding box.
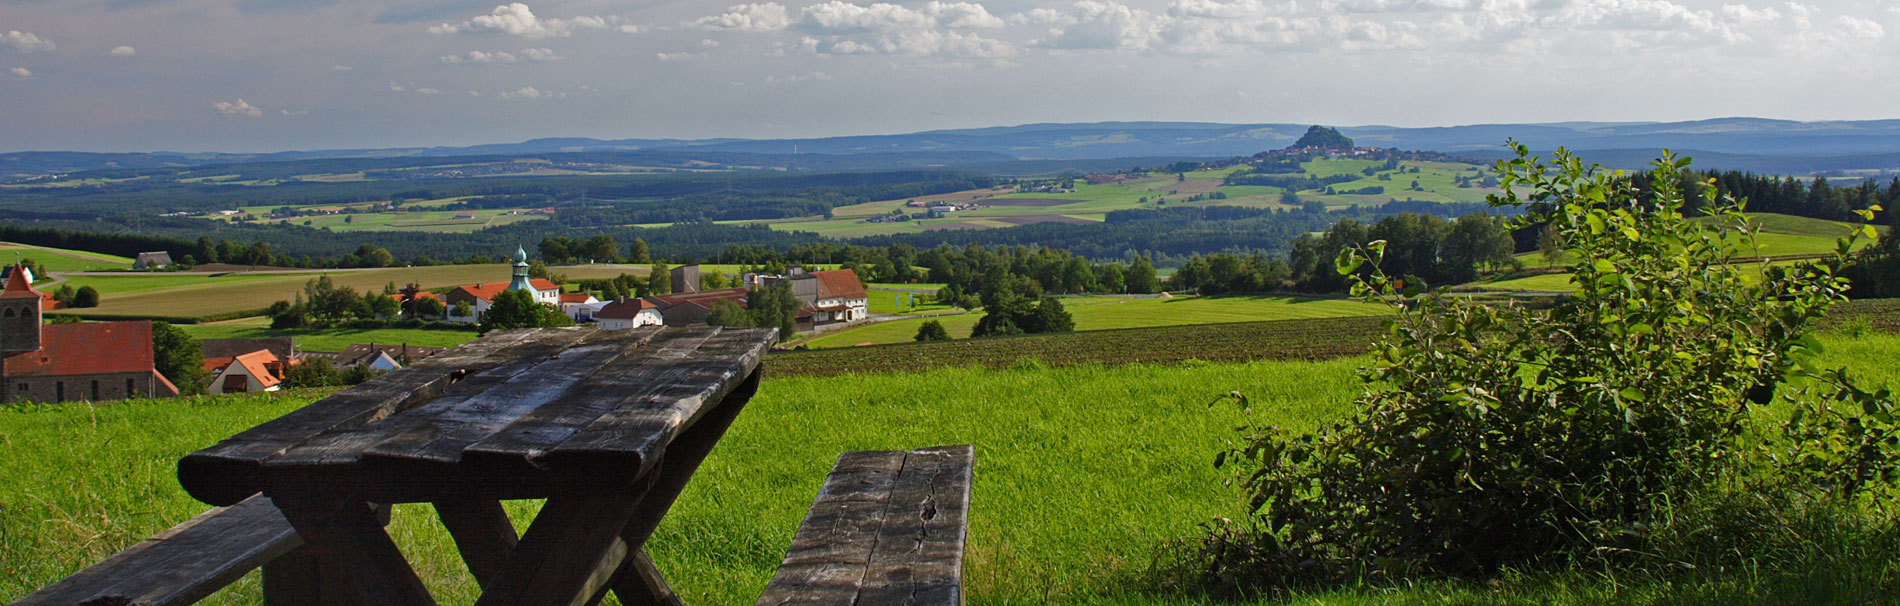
[7,118,1900,177]
[1290,126,1354,150]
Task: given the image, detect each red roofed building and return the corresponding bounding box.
[0,266,179,402]
[441,247,563,323]
[206,350,287,394]
[645,287,749,326]
[760,268,868,325]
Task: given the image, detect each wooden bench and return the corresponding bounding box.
[757,445,974,606]
[7,495,385,606]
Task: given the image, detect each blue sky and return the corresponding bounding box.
[3,0,1895,152]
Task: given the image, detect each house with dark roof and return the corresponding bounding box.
[330,344,447,370]
[0,266,179,402]
[133,251,173,270]
[593,297,664,330]
[644,287,749,326]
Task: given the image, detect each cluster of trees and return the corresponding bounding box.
[1287,212,1516,292]
[1657,170,1897,224]
[478,289,573,333]
[46,283,101,308]
[267,277,431,328]
[703,282,804,341]
[536,234,644,265]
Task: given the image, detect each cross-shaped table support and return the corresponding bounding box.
[177,325,776,606]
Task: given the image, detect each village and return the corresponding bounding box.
[0,246,868,403]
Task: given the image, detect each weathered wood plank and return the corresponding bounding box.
[434,500,520,590]
[178,328,576,506]
[856,445,974,606]
[277,499,435,606]
[263,544,358,606]
[10,495,299,606]
[462,327,770,488]
[756,445,974,606]
[534,328,773,477]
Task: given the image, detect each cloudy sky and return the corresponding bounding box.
[2,0,1896,152]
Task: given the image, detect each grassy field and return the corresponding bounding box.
[0,242,134,273]
[178,316,479,352]
[44,264,642,321]
[4,331,1897,604]
[800,295,1388,348]
[241,208,549,233]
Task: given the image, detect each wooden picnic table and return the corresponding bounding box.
[175,324,776,606]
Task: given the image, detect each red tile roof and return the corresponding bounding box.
[3,321,156,377]
[594,297,660,320]
[559,293,597,304]
[810,269,866,300]
[231,350,282,389]
[445,279,560,304]
[0,266,39,300]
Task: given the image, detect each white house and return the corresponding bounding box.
[559,293,604,321]
[593,298,665,330]
[806,269,869,324]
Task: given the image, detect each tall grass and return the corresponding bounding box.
[1,334,1896,604]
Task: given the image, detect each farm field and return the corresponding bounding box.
[799,295,1389,348]
[237,207,548,233]
[4,331,1896,604]
[178,316,479,352]
[45,263,643,321]
[744,158,1498,239]
[0,242,133,273]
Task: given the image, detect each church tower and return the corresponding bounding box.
[0,265,43,353]
[506,245,535,293]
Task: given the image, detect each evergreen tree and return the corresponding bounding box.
[705,299,753,328]
[647,260,671,295]
[72,285,100,308]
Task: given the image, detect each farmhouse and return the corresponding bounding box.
[0,266,178,402]
[442,247,560,323]
[593,297,664,330]
[758,268,868,325]
[205,350,287,395]
[133,251,173,270]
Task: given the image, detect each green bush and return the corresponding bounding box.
[1192,145,1898,590]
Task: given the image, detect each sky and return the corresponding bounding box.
[2,0,1896,153]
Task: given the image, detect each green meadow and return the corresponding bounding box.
[0,242,134,273]
[4,331,1896,604]
[801,295,1388,348]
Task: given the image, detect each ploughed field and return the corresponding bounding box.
[4,328,1897,604]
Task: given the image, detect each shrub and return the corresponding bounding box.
[914,319,950,342]
[1192,145,1897,590]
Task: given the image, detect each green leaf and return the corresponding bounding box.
[1334,248,1362,276]
[1618,388,1647,402]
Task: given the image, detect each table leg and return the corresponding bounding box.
[278,499,435,606]
[594,550,682,606]
[471,488,648,606]
[435,500,520,589]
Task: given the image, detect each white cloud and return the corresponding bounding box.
[765,71,834,83]
[691,3,793,32]
[618,24,648,34]
[9,67,30,77]
[108,45,136,56]
[926,1,1007,28]
[213,99,264,117]
[388,81,406,92]
[431,3,608,38]
[500,86,564,99]
[333,64,352,71]
[416,87,442,94]
[656,51,705,60]
[280,109,308,116]
[808,29,1018,57]
[801,2,935,33]
[2,30,56,53]
[444,47,562,64]
[1033,1,1162,50]
[702,38,721,47]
